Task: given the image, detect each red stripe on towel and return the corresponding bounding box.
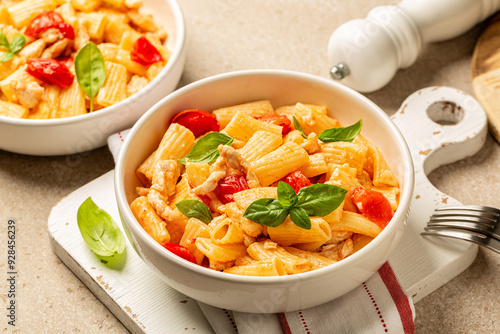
[379,262,415,334]
[278,313,293,334]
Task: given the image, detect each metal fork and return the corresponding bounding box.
[422,205,500,254]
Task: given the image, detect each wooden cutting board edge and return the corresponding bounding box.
[471,12,500,143]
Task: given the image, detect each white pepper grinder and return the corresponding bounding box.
[328,0,500,93]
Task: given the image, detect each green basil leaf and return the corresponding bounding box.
[277,181,298,208]
[293,116,307,139]
[175,199,213,223]
[77,197,126,257]
[178,132,234,165]
[0,52,15,63]
[0,31,9,49]
[289,206,311,230]
[9,35,26,54]
[75,42,106,112]
[243,198,289,227]
[297,184,347,217]
[318,119,362,142]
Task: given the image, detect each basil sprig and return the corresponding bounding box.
[175,199,213,223]
[243,181,347,230]
[243,198,290,228]
[292,116,307,139]
[0,31,26,63]
[77,197,126,257]
[318,119,362,142]
[74,42,106,112]
[178,132,234,165]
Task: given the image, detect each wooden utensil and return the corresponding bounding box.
[472,13,500,143]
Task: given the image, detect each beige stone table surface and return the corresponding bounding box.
[1,0,500,333]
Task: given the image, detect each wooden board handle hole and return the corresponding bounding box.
[426,101,465,125]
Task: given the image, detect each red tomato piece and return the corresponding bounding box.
[351,187,393,228]
[26,58,74,88]
[214,175,249,204]
[160,243,197,264]
[283,171,312,193]
[25,11,75,40]
[256,114,292,135]
[56,22,75,39]
[130,36,163,66]
[171,109,220,137]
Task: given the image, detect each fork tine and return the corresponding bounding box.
[432,210,498,223]
[435,205,500,216]
[429,214,495,226]
[422,227,500,254]
[426,220,500,241]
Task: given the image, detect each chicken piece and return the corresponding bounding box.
[146,160,182,222]
[194,145,261,195]
[18,39,46,59]
[209,259,235,271]
[15,81,44,109]
[327,231,353,245]
[147,188,182,222]
[193,155,227,195]
[41,38,70,59]
[319,238,354,261]
[150,160,180,197]
[218,145,260,188]
[300,132,320,154]
[41,28,63,44]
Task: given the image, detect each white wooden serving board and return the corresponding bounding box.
[48,86,488,333]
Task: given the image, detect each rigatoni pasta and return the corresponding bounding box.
[130,100,400,276]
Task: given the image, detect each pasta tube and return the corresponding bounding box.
[195,238,248,262]
[268,218,331,247]
[130,196,170,243]
[223,112,282,142]
[247,240,310,274]
[224,258,287,276]
[331,211,383,238]
[250,142,309,186]
[213,100,274,129]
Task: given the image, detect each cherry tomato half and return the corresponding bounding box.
[283,171,311,193]
[26,58,74,88]
[256,114,292,135]
[351,187,393,228]
[214,175,249,204]
[56,22,75,39]
[25,11,75,40]
[160,243,197,264]
[130,36,163,66]
[172,109,220,137]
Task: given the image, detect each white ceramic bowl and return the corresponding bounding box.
[0,0,186,156]
[115,70,414,313]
